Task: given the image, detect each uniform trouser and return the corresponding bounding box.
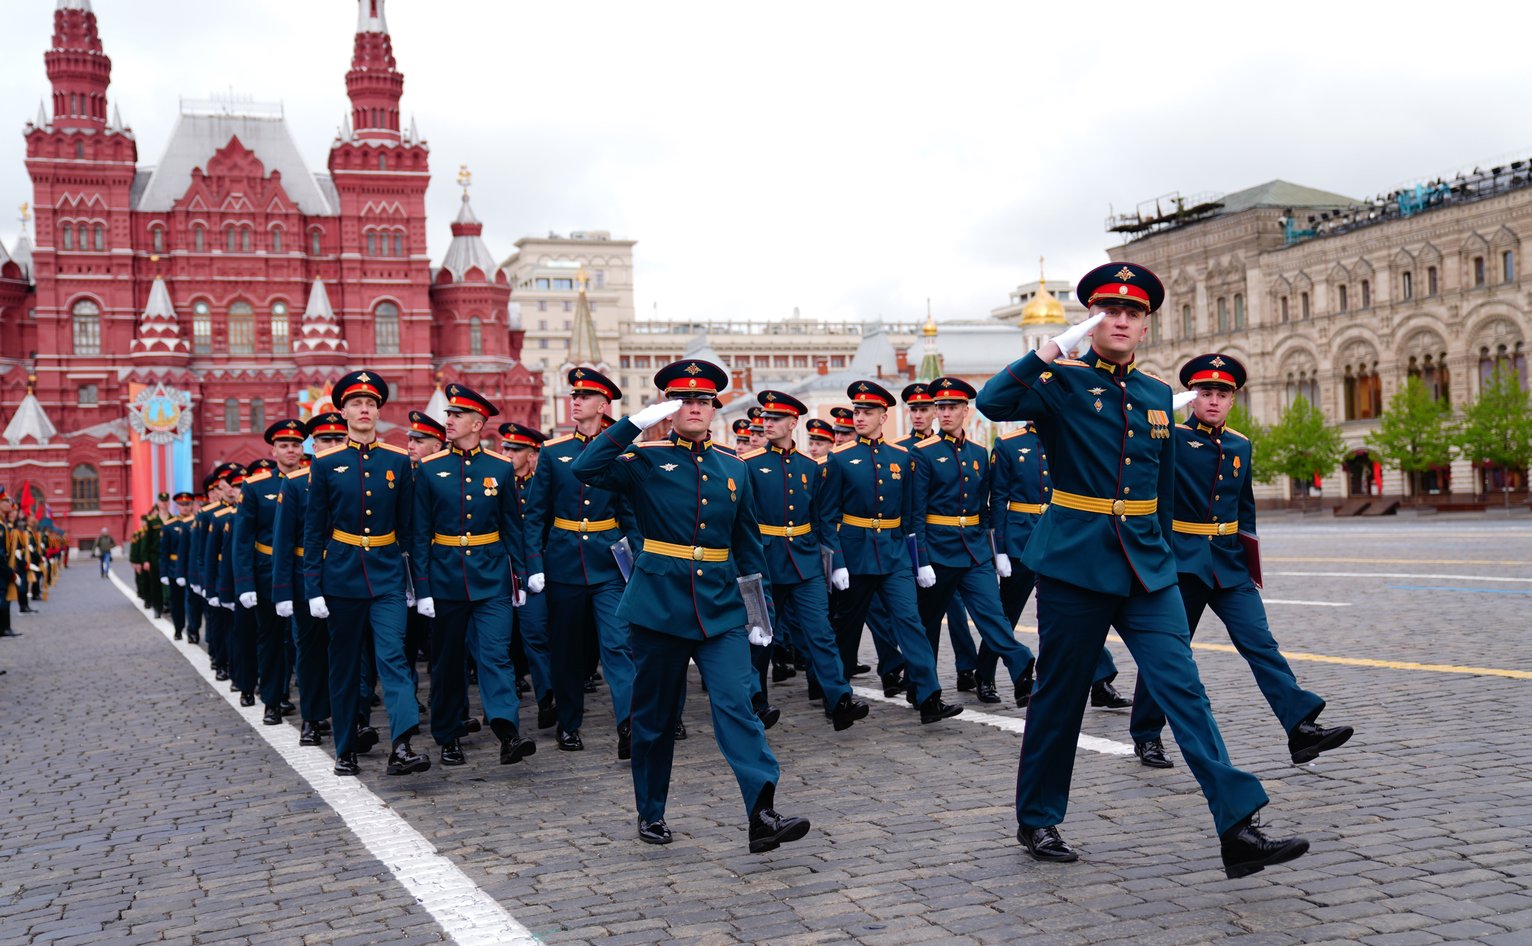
[856,595,908,676]
[547,579,634,733]
[168,581,186,634]
[984,566,1116,687]
[431,596,523,745]
[328,592,418,756]
[514,589,554,702]
[919,562,1034,685]
[186,587,204,642]
[230,605,258,694]
[1017,576,1269,837]
[945,594,979,672]
[1130,575,1325,744]
[629,624,781,822]
[254,596,288,710]
[207,604,229,670]
[404,610,431,689]
[291,600,331,723]
[831,571,943,703]
[770,577,852,707]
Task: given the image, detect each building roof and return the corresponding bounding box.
[438,194,500,282]
[135,102,336,215]
[10,229,33,282]
[1217,180,1358,215]
[3,391,58,446]
[923,322,1027,376]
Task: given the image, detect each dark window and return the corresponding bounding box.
[469,317,484,356]
[375,302,400,354]
[1217,297,1228,332]
[1301,292,1311,319]
[1361,279,1371,308]
[1181,304,1193,336]
[1474,256,1486,286]
[1338,285,1348,312]
[77,384,98,406]
[151,226,164,254]
[228,302,254,355]
[61,223,73,250]
[1234,294,1245,329]
[1402,271,1412,300]
[71,464,100,511]
[271,228,282,254]
[194,226,205,253]
[250,398,265,433]
[1280,296,1290,322]
[1505,250,1516,282]
[223,398,240,433]
[1428,266,1438,295]
[72,299,101,355]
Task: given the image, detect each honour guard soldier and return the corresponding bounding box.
[746,407,768,450]
[160,491,195,639]
[1128,354,1353,768]
[303,371,427,777]
[412,383,537,768]
[143,498,166,618]
[742,390,870,730]
[820,379,962,724]
[274,412,350,747]
[404,411,447,699]
[502,421,557,729]
[909,377,1037,705]
[803,419,834,460]
[208,464,247,701]
[522,367,638,757]
[731,418,754,452]
[186,477,219,650]
[977,261,1307,878]
[572,359,811,853]
[829,406,855,445]
[236,421,308,726]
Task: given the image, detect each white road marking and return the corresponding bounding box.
[1269,570,1532,584]
[1261,599,1352,607]
[850,686,1135,756]
[109,573,538,946]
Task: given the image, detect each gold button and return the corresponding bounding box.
[878,496,884,501]
[1128,430,1135,438]
[1218,474,1224,480]
[467,513,473,519]
[365,472,371,478]
[696,569,703,575]
[788,505,795,511]
[466,549,472,556]
[1119,514,1127,522]
[695,456,703,462]
[1111,499,1125,516]
[1214,495,1220,501]
[1124,458,1132,465]
[465,476,472,482]
[701,498,709,506]
[366,509,373,516]
[584,499,591,505]
[1123,487,1130,494]
[363,527,371,534]
[1043,471,1049,476]
[1126,404,1133,410]
[365,490,372,496]
[581,535,588,541]
[702,475,708,481]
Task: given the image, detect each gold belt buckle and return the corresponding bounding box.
[459,535,469,547]
[360,535,372,549]
[1111,499,1125,516]
[959,515,970,527]
[870,516,882,529]
[1040,503,1049,514]
[691,546,704,561]
[579,519,590,534]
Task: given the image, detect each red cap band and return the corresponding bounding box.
[1087,282,1151,309]
[1187,369,1237,387]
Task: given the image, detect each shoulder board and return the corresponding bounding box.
[421,448,451,463]
[884,442,908,453]
[1175,423,1194,431]
[1055,358,1089,367]
[1224,426,1249,441]
[543,434,575,448]
[716,448,744,462]
[1138,370,1169,386]
[831,441,858,454]
[814,455,827,466]
[915,435,942,449]
[739,448,767,460]
[483,448,514,463]
[999,428,1030,440]
[375,442,408,455]
[636,439,671,448]
[214,506,236,518]
[200,501,220,512]
[286,468,310,480]
[245,469,273,483]
[316,443,348,458]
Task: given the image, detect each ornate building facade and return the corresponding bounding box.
[0,0,540,543]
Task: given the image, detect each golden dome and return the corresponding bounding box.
[1020,258,1067,327]
[921,298,938,337]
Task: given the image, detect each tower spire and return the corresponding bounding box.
[346,0,404,142]
[45,0,113,131]
[917,298,943,382]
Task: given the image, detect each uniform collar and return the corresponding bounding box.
[1087,348,1137,379]
[572,430,592,443]
[669,431,713,454]
[1195,419,1225,437]
[857,435,884,446]
[449,443,483,457]
[941,432,965,446]
[767,442,796,456]
[346,438,375,451]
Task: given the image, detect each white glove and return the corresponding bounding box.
[239,591,258,609]
[916,565,937,588]
[1049,312,1106,356]
[308,596,329,620]
[527,573,545,594]
[830,567,850,591]
[747,625,773,647]
[275,600,294,618]
[160,576,170,585]
[629,399,682,430]
[208,596,220,608]
[191,584,202,596]
[1172,390,1197,411]
[221,600,235,611]
[176,577,186,587]
[405,589,416,608]
[995,553,1013,578]
[514,589,527,607]
[416,596,436,618]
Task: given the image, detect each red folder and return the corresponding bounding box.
[1238,531,1262,589]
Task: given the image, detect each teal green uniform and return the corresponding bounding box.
[273,468,331,727]
[977,348,1269,837]
[234,469,289,711]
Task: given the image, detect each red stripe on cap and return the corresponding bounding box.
[663,377,718,395]
[410,420,441,435]
[850,391,890,407]
[571,379,613,397]
[340,382,382,401]
[807,428,833,440]
[447,395,491,417]
[270,430,306,441]
[311,421,347,434]
[905,391,934,403]
[1087,283,1151,308]
[760,400,800,415]
[1187,369,1237,387]
[931,387,969,401]
[502,433,538,446]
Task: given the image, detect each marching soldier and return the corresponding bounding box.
[731,418,754,452]
[217,464,256,704]
[746,407,767,450]
[186,477,219,650]
[829,406,855,446]
[572,359,811,853]
[303,371,426,777]
[1128,354,1353,768]
[976,261,1307,878]
[144,497,166,618]
[820,379,962,724]
[404,410,447,704]
[522,368,638,757]
[411,383,537,768]
[0,493,16,637]
[909,377,1037,705]
[159,491,194,639]
[742,390,870,731]
[803,419,834,461]
[501,421,557,729]
[203,464,246,699]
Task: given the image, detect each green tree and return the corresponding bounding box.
[1225,399,1278,485]
[1456,368,1532,506]
[1365,376,1455,502]
[1265,395,1345,509]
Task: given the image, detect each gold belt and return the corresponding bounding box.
[1172,520,1239,536]
[924,513,978,528]
[1049,490,1158,517]
[331,529,397,549]
[294,547,305,557]
[553,516,619,534]
[433,531,502,547]
[759,523,812,537]
[643,538,731,562]
[254,542,273,556]
[841,514,901,530]
[168,554,179,561]
[1007,501,1049,514]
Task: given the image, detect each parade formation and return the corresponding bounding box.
[96,261,1359,880]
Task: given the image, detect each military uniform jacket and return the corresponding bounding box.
[271,469,309,604]
[740,443,826,585]
[144,517,162,575]
[210,505,238,601]
[1172,420,1256,589]
[816,435,915,576]
[302,438,414,600]
[234,470,284,599]
[989,425,1052,560]
[975,348,1177,596]
[190,502,219,592]
[522,430,637,587]
[411,444,523,602]
[572,419,768,640]
[910,432,993,569]
[159,515,190,582]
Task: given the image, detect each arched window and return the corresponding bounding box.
[270,302,289,354]
[374,302,400,354]
[366,232,376,257]
[392,234,403,257]
[71,299,101,355]
[250,398,265,433]
[310,229,322,255]
[270,227,283,254]
[93,225,105,251]
[1344,364,1383,420]
[1216,297,1228,332]
[151,225,165,254]
[61,223,73,250]
[1337,285,1348,312]
[71,464,100,511]
[378,154,388,171]
[469,317,484,355]
[75,140,84,159]
[1479,343,1528,390]
[1280,296,1290,322]
[226,227,238,253]
[192,301,212,354]
[240,227,251,253]
[1181,304,1193,337]
[228,301,254,354]
[1300,291,1311,319]
[224,398,240,433]
[1234,293,1245,329]
[193,225,205,253]
[1361,279,1371,308]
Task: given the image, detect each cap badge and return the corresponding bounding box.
[858,383,869,392]
[684,363,702,375]
[356,372,371,382]
[688,378,698,388]
[1210,356,1227,367]
[1114,267,1135,281]
[1119,286,1129,295]
[574,368,585,378]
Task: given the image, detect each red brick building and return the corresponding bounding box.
[0,0,541,545]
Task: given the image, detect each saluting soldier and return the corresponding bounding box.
[235,421,307,726]
[803,419,834,461]
[828,406,855,446]
[1128,354,1353,768]
[303,371,426,778]
[908,377,1037,706]
[159,491,194,639]
[820,379,962,724]
[501,421,557,730]
[412,383,536,768]
[572,359,811,854]
[522,368,638,757]
[976,261,1308,878]
[274,412,350,748]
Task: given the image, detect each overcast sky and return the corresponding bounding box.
[3,1,1529,326]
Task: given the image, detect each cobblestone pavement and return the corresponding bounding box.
[2,517,1530,945]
